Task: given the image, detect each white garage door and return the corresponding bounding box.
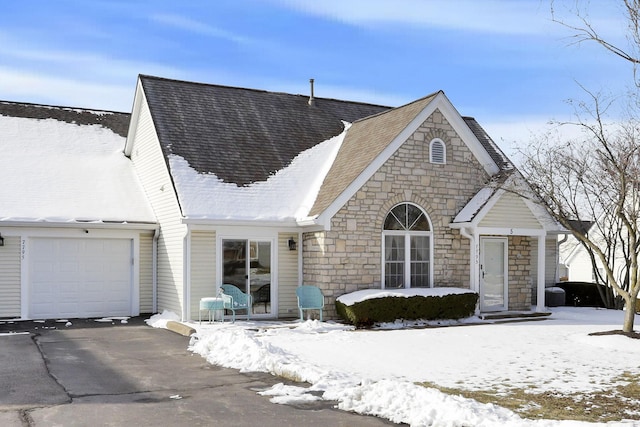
[29,238,133,319]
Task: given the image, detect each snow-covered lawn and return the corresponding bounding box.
[147,307,640,426]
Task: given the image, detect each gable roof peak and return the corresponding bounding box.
[138,74,390,111]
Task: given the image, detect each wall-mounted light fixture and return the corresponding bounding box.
[288,237,297,251]
[0,233,4,247]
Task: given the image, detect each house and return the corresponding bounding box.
[125,75,562,321]
[0,75,562,321]
[0,102,157,320]
[559,220,613,284]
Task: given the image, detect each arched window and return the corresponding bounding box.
[382,203,433,288]
[430,138,446,164]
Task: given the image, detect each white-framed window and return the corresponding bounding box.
[382,203,433,288]
[429,138,446,164]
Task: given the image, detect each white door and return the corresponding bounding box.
[480,237,508,312]
[29,238,133,319]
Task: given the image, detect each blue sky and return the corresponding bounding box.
[0,0,632,156]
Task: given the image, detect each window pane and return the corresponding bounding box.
[385,235,405,261]
[393,204,408,229]
[223,240,247,289]
[385,235,405,288]
[384,211,404,230]
[250,241,271,315]
[407,205,430,231]
[410,236,430,287]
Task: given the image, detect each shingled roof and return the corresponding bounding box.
[139,75,390,186]
[0,100,130,137]
[463,116,512,170]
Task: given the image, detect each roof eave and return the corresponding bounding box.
[0,220,158,230]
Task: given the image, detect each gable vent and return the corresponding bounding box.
[430,139,446,164]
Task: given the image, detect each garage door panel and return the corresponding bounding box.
[29,238,133,319]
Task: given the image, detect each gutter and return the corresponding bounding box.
[0,220,158,230]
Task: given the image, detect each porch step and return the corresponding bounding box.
[479,311,551,321]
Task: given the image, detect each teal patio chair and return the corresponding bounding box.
[296,285,325,321]
[220,284,252,322]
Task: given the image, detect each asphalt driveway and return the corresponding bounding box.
[0,318,395,426]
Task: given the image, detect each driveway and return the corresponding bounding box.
[0,318,395,426]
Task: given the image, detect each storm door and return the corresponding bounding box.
[222,239,272,315]
[480,237,508,312]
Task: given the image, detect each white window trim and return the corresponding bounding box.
[429,138,446,164]
[381,203,434,289]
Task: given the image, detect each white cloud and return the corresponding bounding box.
[272,0,627,41]
[271,0,556,35]
[150,13,252,44]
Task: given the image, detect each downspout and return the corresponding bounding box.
[459,227,480,314]
[298,231,303,286]
[536,234,547,313]
[459,227,475,291]
[152,226,160,313]
[556,233,568,283]
[182,226,192,322]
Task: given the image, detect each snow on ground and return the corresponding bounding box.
[146,307,640,426]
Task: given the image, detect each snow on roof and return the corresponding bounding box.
[170,124,349,221]
[451,186,496,224]
[0,115,156,224]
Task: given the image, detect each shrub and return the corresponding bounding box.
[336,292,478,328]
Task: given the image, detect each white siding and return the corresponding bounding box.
[532,237,559,285]
[0,236,21,317]
[189,231,216,320]
[278,233,299,318]
[139,232,154,313]
[129,97,186,317]
[479,192,542,229]
[568,248,596,282]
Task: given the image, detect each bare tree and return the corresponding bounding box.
[515,1,640,333]
[518,85,640,332]
[551,0,640,83]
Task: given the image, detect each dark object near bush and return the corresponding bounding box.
[335,292,478,328]
[554,282,606,307]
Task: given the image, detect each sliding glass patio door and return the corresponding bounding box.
[222,239,272,315]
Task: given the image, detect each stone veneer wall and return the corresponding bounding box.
[508,235,532,310]
[303,109,490,319]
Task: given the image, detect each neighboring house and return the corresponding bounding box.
[559,220,617,284]
[0,102,157,320]
[125,75,562,321]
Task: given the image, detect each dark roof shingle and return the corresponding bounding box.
[140,75,389,186]
[462,117,512,171]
